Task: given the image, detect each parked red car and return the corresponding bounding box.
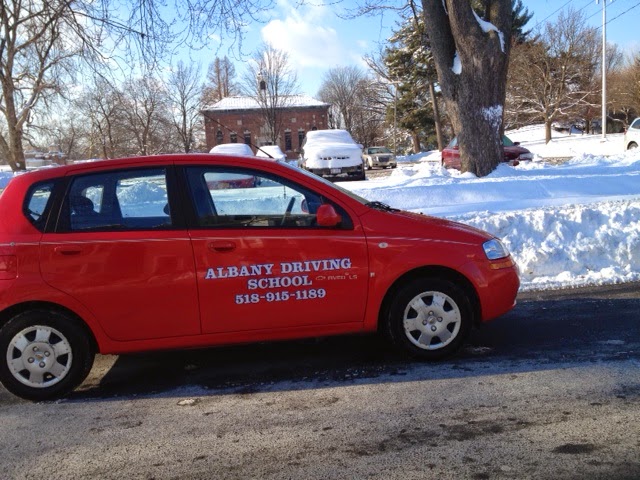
[0,155,519,400]
[442,135,533,169]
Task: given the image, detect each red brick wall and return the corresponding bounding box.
[203,105,330,160]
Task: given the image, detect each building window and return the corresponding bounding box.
[230,132,237,143]
[298,129,305,150]
[244,131,251,145]
[237,119,242,126]
[216,130,223,145]
[291,118,296,123]
[285,131,292,151]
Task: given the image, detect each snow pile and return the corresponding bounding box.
[344,142,640,290]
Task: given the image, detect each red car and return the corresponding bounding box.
[442,135,533,169]
[0,155,519,400]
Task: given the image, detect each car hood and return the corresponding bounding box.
[362,208,494,245]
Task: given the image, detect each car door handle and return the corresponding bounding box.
[208,241,236,252]
[54,246,83,256]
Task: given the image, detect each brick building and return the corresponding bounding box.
[202,95,330,160]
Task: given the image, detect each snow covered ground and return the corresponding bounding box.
[345,125,640,291]
[1,125,638,291]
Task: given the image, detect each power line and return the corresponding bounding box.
[605,0,640,26]
[531,0,575,31]
[584,0,619,23]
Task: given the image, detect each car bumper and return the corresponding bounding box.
[307,165,365,180]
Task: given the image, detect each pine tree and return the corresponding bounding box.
[384,14,443,152]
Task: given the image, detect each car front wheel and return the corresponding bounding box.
[0,310,95,401]
[384,278,472,359]
[628,142,638,150]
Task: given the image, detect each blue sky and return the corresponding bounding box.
[202,0,639,97]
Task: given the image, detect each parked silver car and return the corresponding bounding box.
[363,146,397,170]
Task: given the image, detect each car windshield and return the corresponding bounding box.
[502,135,515,147]
[367,147,392,154]
[280,162,370,205]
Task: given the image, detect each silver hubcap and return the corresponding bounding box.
[402,291,462,350]
[7,325,73,388]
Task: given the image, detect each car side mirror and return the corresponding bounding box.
[316,204,341,227]
[514,141,521,146]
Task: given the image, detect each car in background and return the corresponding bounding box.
[209,143,258,188]
[441,135,534,169]
[624,118,639,150]
[256,145,287,162]
[299,129,365,181]
[363,146,397,170]
[0,153,519,400]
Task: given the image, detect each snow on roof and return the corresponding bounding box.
[204,95,329,112]
[209,143,254,156]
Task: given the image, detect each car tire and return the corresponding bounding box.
[0,310,95,401]
[628,142,638,150]
[384,278,472,360]
[367,159,373,170]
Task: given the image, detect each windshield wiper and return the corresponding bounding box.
[365,201,399,212]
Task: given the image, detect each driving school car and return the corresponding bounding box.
[0,155,519,400]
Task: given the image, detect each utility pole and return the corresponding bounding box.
[598,0,610,140]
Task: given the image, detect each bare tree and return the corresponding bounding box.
[506,8,600,143]
[318,66,368,132]
[604,49,636,130]
[241,43,299,145]
[75,78,128,159]
[202,57,240,105]
[0,0,278,170]
[421,0,512,176]
[0,0,82,170]
[167,61,203,153]
[122,75,174,156]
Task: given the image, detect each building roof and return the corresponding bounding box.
[203,95,329,112]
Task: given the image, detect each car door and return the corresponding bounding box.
[183,165,369,334]
[40,166,200,342]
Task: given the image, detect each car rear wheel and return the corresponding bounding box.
[0,310,95,401]
[384,278,472,359]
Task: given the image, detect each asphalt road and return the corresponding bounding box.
[1,283,639,479]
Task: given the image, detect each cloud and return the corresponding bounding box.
[262,19,348,67]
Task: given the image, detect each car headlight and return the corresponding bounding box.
[483,239,509,260]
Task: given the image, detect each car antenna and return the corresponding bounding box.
[206,116,275,159]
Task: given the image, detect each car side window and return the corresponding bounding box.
[185,166,352,229]
[61,168,172,232]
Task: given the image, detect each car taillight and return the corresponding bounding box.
[0,255,17,280]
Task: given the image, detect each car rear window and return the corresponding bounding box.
[24,181,56,231]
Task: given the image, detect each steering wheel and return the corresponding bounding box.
[280,197,296,226]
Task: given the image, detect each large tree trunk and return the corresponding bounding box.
[422,0,512,176]
[545,120,552,144]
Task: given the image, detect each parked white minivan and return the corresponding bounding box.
[298,129,365,181]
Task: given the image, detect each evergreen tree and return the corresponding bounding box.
[384,14,442,152]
